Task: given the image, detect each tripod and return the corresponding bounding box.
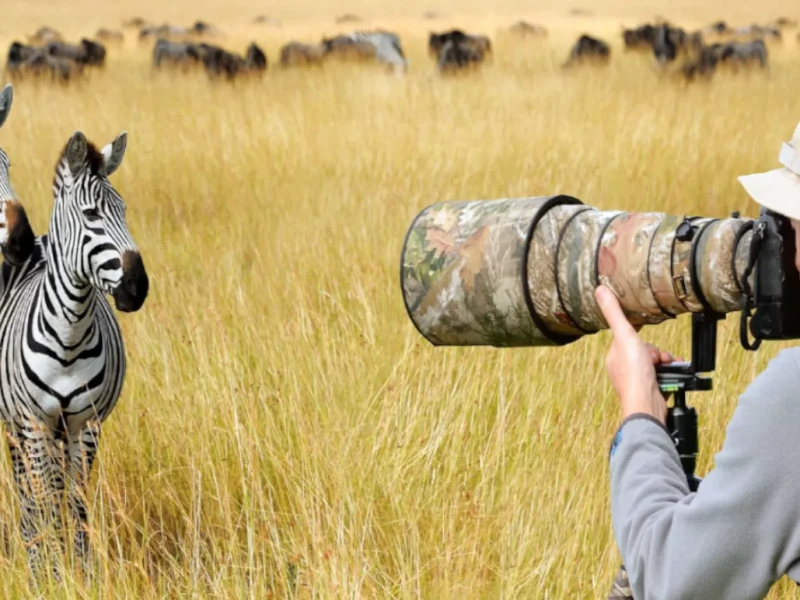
[607,313,719,599]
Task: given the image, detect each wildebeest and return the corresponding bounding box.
[721,39,769,67]
[652,24,684,63]
[190,20,223,38]
[622,24,656,50]
[563,34,610,67]
[428,30,491,60]
[202,43,268,80]
[684,38,769,78]
[28,26,62,45]
[6,42,83,82]
[245,43,267,71]
[704,21,732,36]
[431,30,491,72]
[253,15,282,27]
[649,23,704,65]
[152,39,205,69]
[682,43,725,80]
[437,39,484,72]
[6,42,39,67]
[280,42,326,67]
[336,13,362,24]
[774,17,798,28]
[47,39,106,67]
[509,21,548,38]
[96,28,124,44]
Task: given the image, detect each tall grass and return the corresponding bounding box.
[1,0,800,597]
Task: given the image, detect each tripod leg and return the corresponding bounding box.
[608,566,633,599]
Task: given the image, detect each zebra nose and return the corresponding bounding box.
[113,251,149,312]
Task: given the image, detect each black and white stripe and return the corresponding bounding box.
[330,31,408,71]
[0,130,148,574]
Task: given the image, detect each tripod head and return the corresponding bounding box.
[655,311,720,492]
[657,311,718,393]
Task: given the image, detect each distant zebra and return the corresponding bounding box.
[0,130,148,574]
[0,84,35,266]
[323,31,408,72]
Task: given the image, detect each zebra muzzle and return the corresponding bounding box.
[113,250,149,312]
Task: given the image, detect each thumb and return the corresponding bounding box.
[595,285,637,339]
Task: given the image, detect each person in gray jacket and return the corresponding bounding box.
[596,121,800,600]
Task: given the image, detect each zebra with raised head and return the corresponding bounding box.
[0,84,36,267]
[0,129,148,574]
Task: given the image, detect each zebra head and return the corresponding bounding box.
[55,130,149,312]
[0,84,35,266]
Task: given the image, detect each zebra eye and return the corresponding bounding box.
[83,208,101,221]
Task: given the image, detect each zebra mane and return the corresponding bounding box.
[56,138,105,176]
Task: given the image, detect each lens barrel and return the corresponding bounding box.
[400,196,754,347]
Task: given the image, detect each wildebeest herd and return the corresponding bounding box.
[613,19,781,79]
[6,33,106,81]
[3,15,799,83]
[153,39,267,80]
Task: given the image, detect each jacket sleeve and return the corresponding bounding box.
[610,349,800,600]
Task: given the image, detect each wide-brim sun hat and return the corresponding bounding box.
[738,122,800,221]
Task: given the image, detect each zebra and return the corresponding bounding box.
[0,129,148,574]
[322,31,408,72]
[0,84,35,267]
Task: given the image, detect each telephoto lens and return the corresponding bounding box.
[400,195,754,347]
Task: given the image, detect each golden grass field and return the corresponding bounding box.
[2,0,800,597]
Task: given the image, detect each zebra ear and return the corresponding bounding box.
[65,131,89,175]
[0,84,12,130]
[101,131,127,177]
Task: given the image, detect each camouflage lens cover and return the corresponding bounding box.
[401,195,582,346]
[401,195,756,347]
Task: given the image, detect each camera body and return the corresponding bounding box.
[749,210,800,342]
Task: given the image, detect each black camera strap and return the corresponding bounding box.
[739,220,765,351]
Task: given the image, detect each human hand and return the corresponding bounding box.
[594,285,679,424]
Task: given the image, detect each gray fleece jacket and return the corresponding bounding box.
[610,348,800,600]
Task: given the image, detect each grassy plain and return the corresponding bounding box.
[1,0,800,597]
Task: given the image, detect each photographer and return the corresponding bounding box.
[600,123,800,600]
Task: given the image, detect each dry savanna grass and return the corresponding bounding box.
[2,0,800,597]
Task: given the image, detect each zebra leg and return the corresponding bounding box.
[7,422,66,577]
[66,420,101,573]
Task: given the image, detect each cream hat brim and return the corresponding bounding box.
[738,167,800,221]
